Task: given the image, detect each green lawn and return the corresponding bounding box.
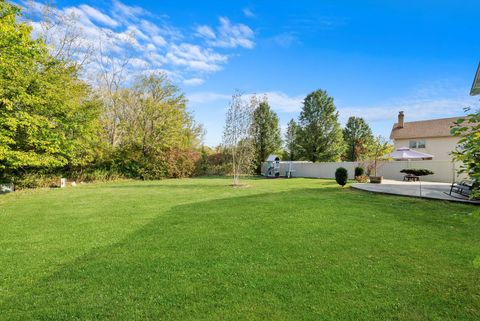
[1,177,479,321]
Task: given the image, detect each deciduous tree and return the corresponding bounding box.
[451,109,480,198]
[0,2,100,180]
[343,116,374,161]
[222,92,255,185]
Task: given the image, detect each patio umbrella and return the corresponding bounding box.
[382,147,434,198]
[382,147,434,160]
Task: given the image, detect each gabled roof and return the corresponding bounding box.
[471,63,480,96]
[390,116,462,140]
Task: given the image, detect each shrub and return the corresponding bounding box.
[12,173,62,190]
[354,166,364,177]
[400,169,434,176]
[335,167,348,187]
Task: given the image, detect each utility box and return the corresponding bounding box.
[60,178,67,188]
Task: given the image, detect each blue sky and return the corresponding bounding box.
[24,0,480,146]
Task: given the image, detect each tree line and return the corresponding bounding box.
[0,2,203,188]
[220,89,391,184]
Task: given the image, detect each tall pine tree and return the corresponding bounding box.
[251,98,282,174]
[284,119,299,161]
[297,90,344,162]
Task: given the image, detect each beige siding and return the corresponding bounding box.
[393,136,460,161]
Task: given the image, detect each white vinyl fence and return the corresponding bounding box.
[262,160,467,183]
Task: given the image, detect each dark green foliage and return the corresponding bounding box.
[0,1,101,179]
[354,166,364,177]
[335,167,348,186]
[251,100,282,174]
[284,118,300,160]
[296,90,345,162]
[343,117,374,161]
[400,169,434,176]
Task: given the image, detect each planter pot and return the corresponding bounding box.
[369,176,383,184]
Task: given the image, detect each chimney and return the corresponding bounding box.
[397,111,404,128]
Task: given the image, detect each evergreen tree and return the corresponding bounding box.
[343,116,374,161]
[284,119,300,160]
[251,98,282,174]
[297,90,345,162]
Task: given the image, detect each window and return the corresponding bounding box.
[409,140,426,149]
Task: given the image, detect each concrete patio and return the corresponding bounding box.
[351,179,480,204]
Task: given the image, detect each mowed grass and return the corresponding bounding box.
[1,178,479,321]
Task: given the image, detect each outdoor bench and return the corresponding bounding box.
[449,180,476,198]
[403,174,419,182]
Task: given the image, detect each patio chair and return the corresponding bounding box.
[449,180,477,198]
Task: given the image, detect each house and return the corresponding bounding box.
[389,111,463,161]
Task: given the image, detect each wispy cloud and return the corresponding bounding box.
[196,25,216,39]
[78,4,118,27]
[165,43,228,72]
[242,8,255,18]
[183,78,205,86]
[23,1,254,87]
[271,32,298,48]
[338,97,479,124]
[196,17,255,49]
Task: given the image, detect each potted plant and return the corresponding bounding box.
[366,136,393,184]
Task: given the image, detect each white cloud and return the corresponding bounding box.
[196,25,216,39]
[23,1,254,87]
[183,78,205,86]
[338,97,479,124]
[197,17,255,49]
[79,5,119,27]
[151,35,167,46]
[112,0,148,20]
[129,58,149,69]
[260,92,304,113]
[166,43,228,72]
[139,19,160,36]
[243,8,255,18]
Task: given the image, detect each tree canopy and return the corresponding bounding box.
[284,119,300,161]
[343,116,374,161]
[296,90,345,162]
[0,2,100,178]
[251,98,282,174]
